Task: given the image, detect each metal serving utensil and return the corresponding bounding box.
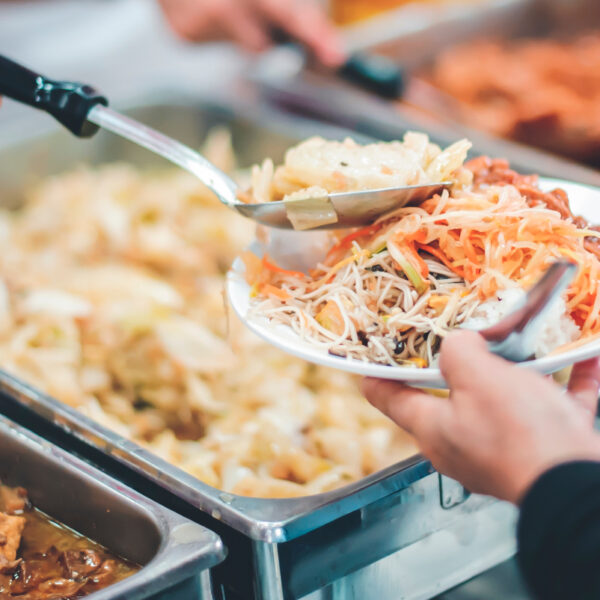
[477,261,577,362]
[87,105,450,229]
[0,54,450,230]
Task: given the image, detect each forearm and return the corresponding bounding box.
[518,461,600,600]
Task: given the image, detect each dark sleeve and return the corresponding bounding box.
[517,460,600,600]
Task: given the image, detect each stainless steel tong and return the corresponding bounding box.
[478,261,577,362]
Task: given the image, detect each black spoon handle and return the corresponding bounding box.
[0,55,108,137]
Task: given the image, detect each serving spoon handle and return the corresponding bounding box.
[0,54,451,230]
[87,105,239,208]
[0,55,240,209]
[0,54,107,137]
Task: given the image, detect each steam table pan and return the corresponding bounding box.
[0,413,225,600]
[0,100,518,600]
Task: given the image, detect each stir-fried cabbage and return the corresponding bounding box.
[0,162,415,498]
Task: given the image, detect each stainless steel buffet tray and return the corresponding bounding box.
[341,0,538,65]
[355,0,600,65]
[0,99,517,600]
[0,413,225,600]
[360,0,600,168]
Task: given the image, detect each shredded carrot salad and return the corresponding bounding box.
[243,158,600,367]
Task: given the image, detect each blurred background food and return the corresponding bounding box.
[424,34,600,166]
[0,483,139,598]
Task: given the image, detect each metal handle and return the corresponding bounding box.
[87,105,240,207]
[269,29,404,99]
[338,52,404,99]
[0,54,108,137]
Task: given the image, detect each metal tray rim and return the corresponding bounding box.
[0,369,431,542]
[341,0,531,52]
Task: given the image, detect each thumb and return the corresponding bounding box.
[568,358,600,419]
[439,329,509,390]
[361,377,448,437]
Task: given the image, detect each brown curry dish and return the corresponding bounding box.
[0,484,139,599]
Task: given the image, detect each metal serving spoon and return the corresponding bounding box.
[477,261,577,362]
[0,55,450,230]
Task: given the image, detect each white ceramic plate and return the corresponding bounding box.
[227,178,600,387]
